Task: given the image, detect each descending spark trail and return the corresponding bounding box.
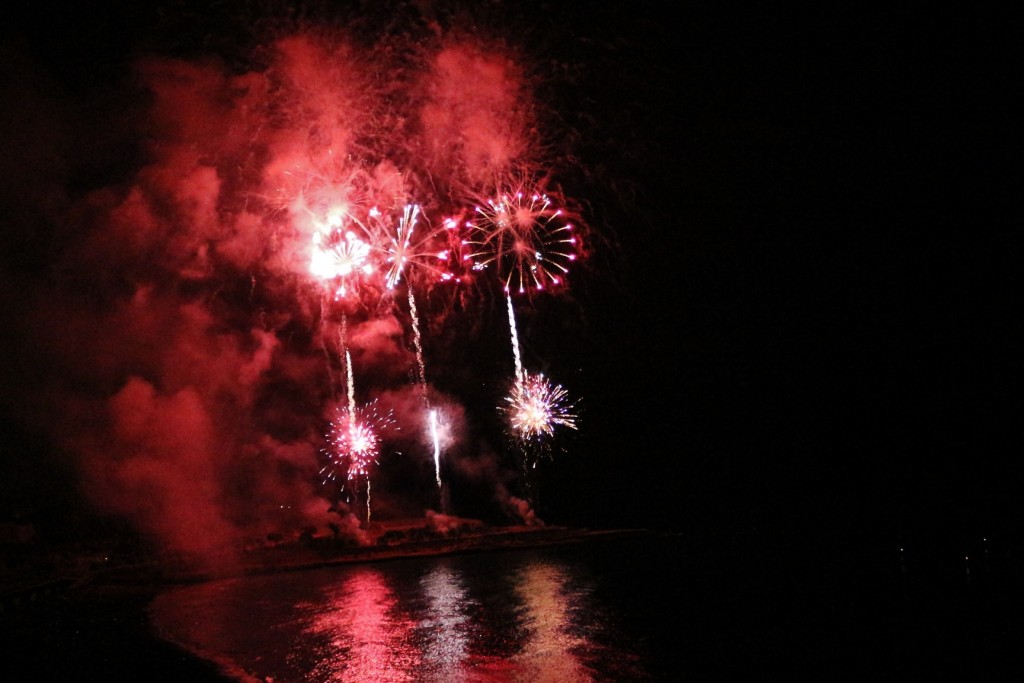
[409,281,445,493]
[429,409,442,489]
[506,291,524,382]
[410,284,445,493]
[345,347,355,417]
[409,285,427,393]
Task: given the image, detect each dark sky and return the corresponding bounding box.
[1,1,1018,564]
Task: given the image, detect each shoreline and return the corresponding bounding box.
[165,524,659,583]
[2,524,658,681]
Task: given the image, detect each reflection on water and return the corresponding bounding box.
[150,545,656,682]
[418,563,471,676]
[509,561,595,682]
[304,568,420,681]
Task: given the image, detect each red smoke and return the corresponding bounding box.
[0,6,587,573]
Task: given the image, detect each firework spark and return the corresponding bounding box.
[371,203,460,290]
[464,189,578,295]
[320,397,398,523]
[504,371,579,442]
[320,399,396,484]
[6,5,608,566]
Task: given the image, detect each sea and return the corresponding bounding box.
[146,530,1024,682]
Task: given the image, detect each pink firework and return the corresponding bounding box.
[503,371,579,442]
[369,203,461,290]
[320,399,397,485]
[463,188,578,295]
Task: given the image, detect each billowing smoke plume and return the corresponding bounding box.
[0,2,592,573]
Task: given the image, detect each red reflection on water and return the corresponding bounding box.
[307,567,421,681]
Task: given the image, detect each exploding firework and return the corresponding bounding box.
[500,289,579,476]
[463,187,578,295]
[8,2,611,567]
[503,371,579,443]
[309,214,376,299]
[320,399,398,505]
[370,203,462,291]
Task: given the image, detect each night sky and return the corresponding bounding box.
[1,1,1018,571]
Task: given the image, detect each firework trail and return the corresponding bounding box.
[408,284,427,394]
[372,202,464,494]
[506,291,525,382]
[429,409,442,489]
[344,346,355,417]
[410,283,445,493]
[501,291,579,468]
[409,281,445,493]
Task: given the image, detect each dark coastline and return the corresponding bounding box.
[2,583,235,682]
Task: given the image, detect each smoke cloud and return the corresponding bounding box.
[0,2,589,573]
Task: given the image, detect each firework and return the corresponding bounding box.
[310,217,376,298]
[503,371,579,442]
[463,189,578,295]
[370,203,460,290]
[320,399,397,485]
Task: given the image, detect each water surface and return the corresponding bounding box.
[150,534,682,682]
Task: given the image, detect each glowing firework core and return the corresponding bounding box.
[310,214,375,297]
[320,399,397,487]
[505,372,578,441]
[336,420,380,479]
